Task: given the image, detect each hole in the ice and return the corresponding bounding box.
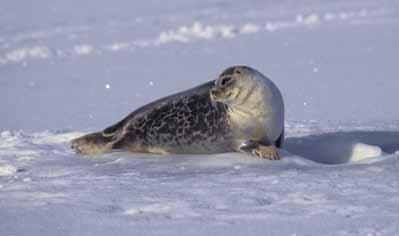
[285,131,399,164]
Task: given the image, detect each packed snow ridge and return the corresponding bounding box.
[0,8,381,65]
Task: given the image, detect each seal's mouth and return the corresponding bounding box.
[210,87,231,102]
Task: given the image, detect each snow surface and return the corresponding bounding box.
[1,0,399,235]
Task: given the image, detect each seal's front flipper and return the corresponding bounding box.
[71,132,115,155]
[239,140,281,160]
[252,146,281,160]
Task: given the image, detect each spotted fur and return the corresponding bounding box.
[117,89,233,154]
[72,81,235,155]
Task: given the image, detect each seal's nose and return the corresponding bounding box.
[210,88,217,96]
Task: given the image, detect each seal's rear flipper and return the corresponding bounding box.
[71,132,115,155]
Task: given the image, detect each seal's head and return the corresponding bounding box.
[210,65,259,106]
[210,65,284,144]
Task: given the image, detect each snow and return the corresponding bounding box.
[1,0,399,235]
[240,24,260,34]
[0,163,17,176]
[350,143,382,162]
[74,44,94,55]
[0,8,384,66]
[2,46,50,63]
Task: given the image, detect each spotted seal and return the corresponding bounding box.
[71,65,284,160]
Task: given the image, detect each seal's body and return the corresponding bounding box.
[71,66,284,160]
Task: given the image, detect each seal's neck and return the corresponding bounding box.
[225,84,270,140]
[228,84,266,118]
[227,102,267,141]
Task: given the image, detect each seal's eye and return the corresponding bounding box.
[221,77,232,86]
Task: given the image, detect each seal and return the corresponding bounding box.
[71,65,285,160]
